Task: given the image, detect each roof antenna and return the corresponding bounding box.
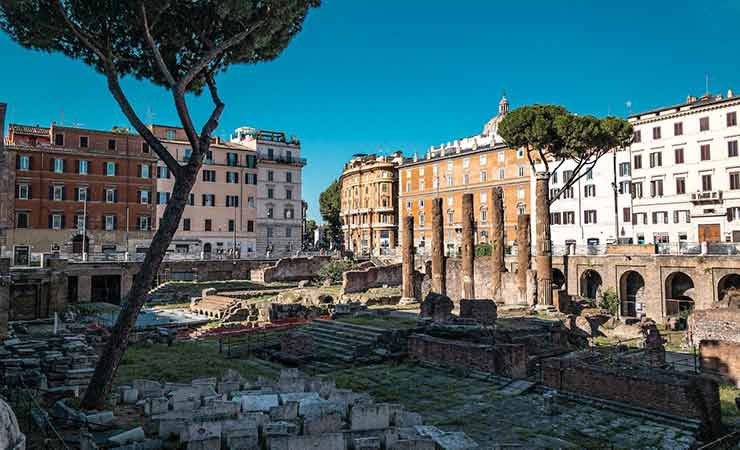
[145,106,156,125]
[705,73,710,95]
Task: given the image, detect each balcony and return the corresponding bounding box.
[258,155,307,166]
[691,190,723,204]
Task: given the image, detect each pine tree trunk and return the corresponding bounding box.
[81,173,196,410]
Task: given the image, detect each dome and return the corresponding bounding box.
[483,94,509,137]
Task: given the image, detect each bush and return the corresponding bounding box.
[316,259,357,284]
[475,243,492,257]
[598,288,619,316]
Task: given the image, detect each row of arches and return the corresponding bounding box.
[573,269,740,317]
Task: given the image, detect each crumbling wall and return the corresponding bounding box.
[689,308,740,345]
[280,331,314,359]
[700,340,740,387]
[254,256,331,283]
[542,356,722,439]
[341,263,402,294]
[459,299,497,326]
[443,257,534,305]
[408,334,528,379]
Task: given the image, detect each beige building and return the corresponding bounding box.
[150,125,258,258]
[339,152,404,255]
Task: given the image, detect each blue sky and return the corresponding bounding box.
[2,0,740,221]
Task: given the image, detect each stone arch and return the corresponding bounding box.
[664,271,695,316]
[203,242,213,254]
[552,268,566,290]
[717,273,740,305]
[619,271,645,317]
[580,269,602,299]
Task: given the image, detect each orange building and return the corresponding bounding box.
[339,152,404,255]
[398,96,532,252]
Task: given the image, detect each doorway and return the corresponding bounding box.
[698,224,721,243]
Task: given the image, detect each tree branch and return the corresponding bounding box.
[139,1,175,87]
[538,147,550,174]
[200,73,225,139]
[55,0,106,62]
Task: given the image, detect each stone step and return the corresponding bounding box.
[302,326,379,346]
[307,334,369,355]
[310,319,387,339]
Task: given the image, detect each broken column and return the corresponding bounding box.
[431,197,446,295]
[461,192,475,299]
[535,172,553,306]
[517,214,531,305]
[491,187,505,301]
[401,215,416,304]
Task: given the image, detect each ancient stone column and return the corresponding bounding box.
[461,193,475,299]
[401,215,416,303]
[491,187,505,300]
[517,214,531,305]
[431,198,446,295]
[535,172,553,306]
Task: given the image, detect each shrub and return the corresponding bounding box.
[316,259,357,284]
[475,243,492,257]
[598,288,619,316]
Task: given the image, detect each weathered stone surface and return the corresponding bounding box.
[459,299,497,326]
[258,256,331,283]
[0,398,25,450]
[401,215,415,302]
[461,193,475,300]
[239,394,279,413]
[342,264,402,294]
[431,198,446,295]
[350,403,391,431]
[270,401,299,421]
[490,187,505,301]
[420,293,453,322]
[268,433,345,450]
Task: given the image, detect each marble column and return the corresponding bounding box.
[431,197,446,295]
[517,214,531,304]
[491,187,505,300]
[401,215,415,303]
[461,193,475,299]
[535,172,553,306]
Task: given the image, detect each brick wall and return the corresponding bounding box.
[257,256,331,283]
[342,263,402,294]
[542,356,722,438]
[408,334,527,378]
[700,340,740,388]
[690,308,740,345]
[459,299,497,325]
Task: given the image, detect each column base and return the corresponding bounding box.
[399,297,419,305]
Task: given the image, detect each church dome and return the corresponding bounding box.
[483,94,510,137]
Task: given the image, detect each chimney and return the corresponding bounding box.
[728,89,734,98]
[0,103,6,151]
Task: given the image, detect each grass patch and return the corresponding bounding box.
[114,340,278,386]
[720,384,740,418]
[337,314,418,330]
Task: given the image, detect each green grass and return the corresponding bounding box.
[719,384,740,418]
[114,340,279,386]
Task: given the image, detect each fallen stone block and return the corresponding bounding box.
[351,403,391,431]
[268,433,345,450]
[240,394,279,412]
[269,401,299,421]
[85,411,114,427]
[264,420,299,436]
[149,397,169,416]
[279,392,321,414]
[119,386,139,404]
[133,379,164,399]
[354,437,381,450]
[109,427,146,445]
[181,421,222,443]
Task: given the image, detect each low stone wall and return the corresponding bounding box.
[459,299,497,326]
[253,256,331,283]
[341,264,402,294]
[542,356,722,438]
[408,334,527,379]
[689,308,740,345]
[700,340,740,387]
[606,244,655,255]
[441,257,535,305]
[280,331,314,358]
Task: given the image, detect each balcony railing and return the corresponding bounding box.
[691,190,723,204]
[258,155,307,165]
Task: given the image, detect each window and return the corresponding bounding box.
[728,112,738,127]
[702,174,712,191]
[267,171,274,182]
[700,117,710,131]
[561,187,574,199]
[462,158,469,168]
[226,195,239,207]
[54,133,64,146]
[563,211,575,224]
[108,139,117,151]
[729,208,740,222]
[267,148,274,159]
[53,185,64,201]
[183,148,192,161]
[479,193,487,203]
[105,162,116,176]
[157,166,170,179]
[51,213,63,230]
[227,152,238,166]
[267,188,274,199]
[286,172,293,183]
[729,141,739,157]
[633,154,642,169]
[518,166,525,177]
[18,155,30,171]
[16,212,29,228]
[204,219,212,231]
[286,189,293,200]
[480,154,487,164]
[245,173,257,184]
[228,220,235,232]
[584,184,596,197]
[420,212,426,225]
[247,220,254,232]
[731,172,740,190]
[652,127,661,140]
[267,207,274,219]
[550,212,561,225]
[166,130,176,139]
[631,182,643,199]
[158,191,171,204]
[619,180,631,194]
[140,164,150,178]
[497,151,505,161]
[563,170,573,182]
[586,169,593,180]
[623,207,631,223]
[202,170,216,182]
[105,188,116,203]
[518,188,525,200]
[54,158,64,173]
[142,142,149,153]
[633,130,641,143]
[674,148,684,164]
[139,190,150,204]
[517,148,524,158]
[652,211,668,224]
[619,162,630,176]
[182,218,191,231]
[498,168,505,179]
[584,210,597,224]
[284,209,295,219]
[79,136,89,148]
[676,177,686,194]
[649,179,663,197]
[75,187,86,202]
[202,194,215,206]
[138,216,150,231]
[77,160,88,175]
[420,179,426,190]
[248,196,255,208]
[674,122,683,136]
[226,172,239,183]
[104,215,116,231]
[649,152,662,168]
[188,193,194,206]
[17,183,29,200]
[699,144,711,161]
[462,175,468,185]
[480,171,487,182]
[267,226,274,238]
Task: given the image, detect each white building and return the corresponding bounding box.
[628,91,740,245]
[231,127,304,256]
[532,149,634,248]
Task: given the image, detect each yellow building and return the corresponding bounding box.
[339,152,404,255]
[398,96,532,253]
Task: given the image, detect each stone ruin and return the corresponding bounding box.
[84,368,479,450]
[0,398,25,450]
[690,307,740,387]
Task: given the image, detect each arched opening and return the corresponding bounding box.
[552,268,566,290]
[665,272,695,316]
[619,271,645,317]
[71,234,89,254]
[203,243,212,254]
[717,273,740,304]
[580,269,602,299]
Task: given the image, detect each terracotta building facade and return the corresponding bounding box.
[398,96,531,253]
[3,122,157,264]
[339,152,403,255]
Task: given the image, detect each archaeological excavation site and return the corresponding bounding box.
[1,193,740,449]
